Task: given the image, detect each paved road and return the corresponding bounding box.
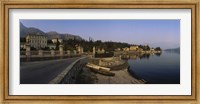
[20,57,80,84]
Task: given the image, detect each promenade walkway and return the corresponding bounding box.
[20,57,80,84]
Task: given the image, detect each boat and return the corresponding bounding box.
[86,63,110,71]
[86,63,115,76]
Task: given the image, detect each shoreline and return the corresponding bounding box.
[75,57,146,84]
[76,65,146,84]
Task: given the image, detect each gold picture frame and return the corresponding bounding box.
[0,0,199,103]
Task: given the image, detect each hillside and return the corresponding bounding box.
[20,22,83,41]
[46,31,82,40]
[165,47,180,53]
[20,22,45,37]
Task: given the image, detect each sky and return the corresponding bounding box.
[20,20,180,49]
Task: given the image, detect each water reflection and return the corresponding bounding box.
[119,52,162,60]
[155,52,161,56]
[126,51,180,84]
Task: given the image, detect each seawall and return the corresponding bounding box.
[49,57,86,84]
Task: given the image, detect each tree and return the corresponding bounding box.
[144,45,150,51]
[20,37,26,43]
[47,40,53,44]
[155,47,161,51]
[55,38,60,50]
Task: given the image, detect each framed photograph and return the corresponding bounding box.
[0,0,199,103]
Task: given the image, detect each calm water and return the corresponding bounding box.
[127,51,180,84]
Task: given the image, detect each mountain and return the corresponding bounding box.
[61,33,82,41]
[20,22,46,37]
[46,31,83,40]
[46,31,61,39]
[20,23,83,41]
[20,22,28,37]
[165,47,180,53]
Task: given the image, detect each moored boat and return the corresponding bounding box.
[86,63,110,71]
[85,63,115,76]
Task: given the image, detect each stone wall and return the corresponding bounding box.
[48,57,86,84]
[88,58,100,65]
[60,58,87,84]
[88,57,121,67]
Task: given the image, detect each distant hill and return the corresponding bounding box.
[165,47,180,53]
[20,22,46,37]
[62,33,82,41]
[20,22,83,41]
[46,31,61,39]
[46,31,82,40]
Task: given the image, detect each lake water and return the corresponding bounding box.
[127,51,180,84]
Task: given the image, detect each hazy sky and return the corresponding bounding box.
[20,20,180,49]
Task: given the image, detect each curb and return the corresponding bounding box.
[48,57,86,84]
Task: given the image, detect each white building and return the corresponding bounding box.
[26,33,48,49]
[48,43,56,50]
[52,38,63,44]
[130,45,139,51]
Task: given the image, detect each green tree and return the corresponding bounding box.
[155,47,161,51]
[55,38,60,50]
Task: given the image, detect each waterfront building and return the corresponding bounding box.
[52,38,63,44]
[96,48,105,54]
[123,47,130,51]
[137,48,144,52]
[150,48,155,52]
[76,45,84,54]
[115,48,121,51]
[26,33,48,49]
[130,45,139,51]
[48,43,56,50]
